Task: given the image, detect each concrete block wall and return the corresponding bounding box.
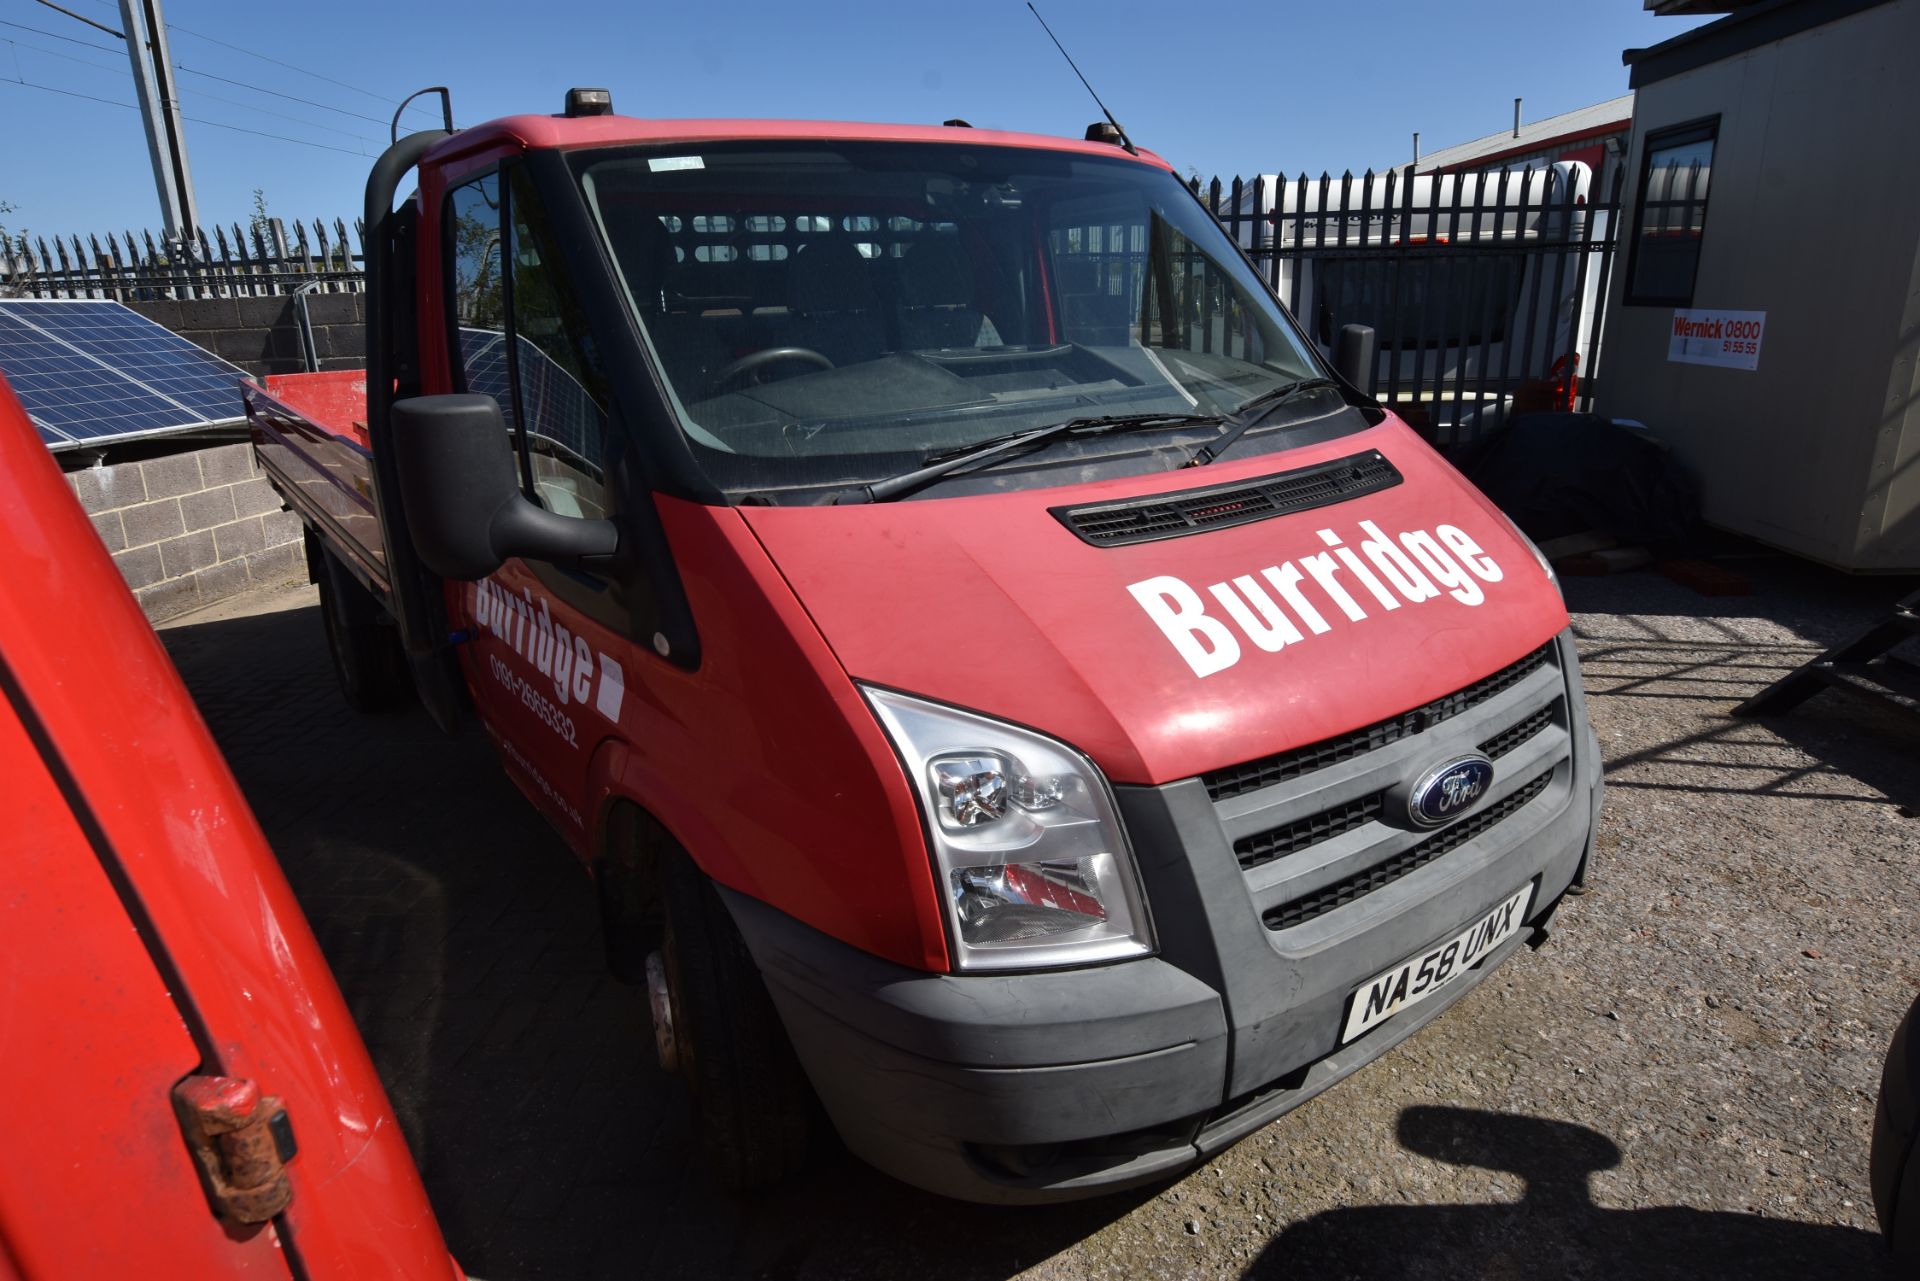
[70,442,306,621]
[127,293,366,379]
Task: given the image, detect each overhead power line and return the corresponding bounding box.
[3,30,129,75]
[173,62,407,129]
[174,82,382,150]
[184,111,372,157]
[0,66,130,111]
[0,16,123,55]
[162,19,443,121]
[16,4,444,131]
[8,0,454,206]
[0,72,379,159]
[3,25,392,147]
[28,0,120,39]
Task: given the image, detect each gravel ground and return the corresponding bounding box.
[161,556,1920,1280]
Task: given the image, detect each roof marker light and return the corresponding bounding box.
[564,88,613,118]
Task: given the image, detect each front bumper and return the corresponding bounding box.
[727,632,1604,1203]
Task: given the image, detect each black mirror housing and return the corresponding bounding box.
[1335,324,1378,398]
[389,394,618,581]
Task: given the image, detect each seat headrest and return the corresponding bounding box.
[896,237,975,309]
[607,213,676,311]
[787,240,878,315]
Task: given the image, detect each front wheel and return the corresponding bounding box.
[1872,993,1920,1265]
[658,850,814,1190]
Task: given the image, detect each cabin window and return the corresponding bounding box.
[444,171,522,459]
[1625,118,1716,306]
[502,165,614,519]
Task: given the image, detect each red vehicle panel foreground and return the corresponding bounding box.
[0,376,458,1279]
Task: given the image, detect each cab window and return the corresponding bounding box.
[446,171,513,435]
[505,165,615,522]
[445,166,628,628]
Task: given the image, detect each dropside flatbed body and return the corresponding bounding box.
[246,372,387,599]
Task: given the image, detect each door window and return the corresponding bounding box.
[446,171,516,441]
[505,165,615,522]
[445,165,629,631]
[445,168,615,520]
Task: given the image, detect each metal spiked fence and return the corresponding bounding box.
[0,216,365,300]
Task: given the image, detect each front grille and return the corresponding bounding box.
[1478,704,1554,760]
[1052,449,1401,547]
[1261,769,1554,932]
[1235,793,1383,872]
[1229,700,1560,877]
[1204,643,1554,802]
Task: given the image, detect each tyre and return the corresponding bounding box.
[312,538,410,712]
[1871,992,1920,1267]
[659,849,814,1190]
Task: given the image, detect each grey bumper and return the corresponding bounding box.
[725,632,1603,1203]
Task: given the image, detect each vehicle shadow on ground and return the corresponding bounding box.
[159,594,1151,1280]
[1251,1106,1893,1280]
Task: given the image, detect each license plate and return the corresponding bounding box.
[1341,884,1534,1044]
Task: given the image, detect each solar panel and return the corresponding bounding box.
[458,326,604,468]
[0,309,215,448]
[0,299,254,450]
[512,333,600,464]
[459,328,511,408]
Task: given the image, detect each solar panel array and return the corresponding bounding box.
[0,299,254,450]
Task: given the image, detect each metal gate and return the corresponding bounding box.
[1194,164,1624,449]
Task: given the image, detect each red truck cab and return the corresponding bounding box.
[251,93,1604,1202]
[0,376,459,1279]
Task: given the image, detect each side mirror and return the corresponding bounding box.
[1335,324,1378,398]
[389,394,618,581]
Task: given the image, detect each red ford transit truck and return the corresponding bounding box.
[250,90,1603,1203]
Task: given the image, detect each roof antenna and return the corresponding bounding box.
[1026,2,1137,154]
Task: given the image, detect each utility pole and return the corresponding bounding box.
[118,0,198,244]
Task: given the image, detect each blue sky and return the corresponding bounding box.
[0,0,1710,239]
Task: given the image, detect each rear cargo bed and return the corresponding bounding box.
[244,372,389,598]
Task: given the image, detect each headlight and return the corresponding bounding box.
[864,687,1154,972]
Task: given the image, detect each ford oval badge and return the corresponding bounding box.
[1408,755,1496,828]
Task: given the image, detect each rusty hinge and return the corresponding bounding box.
[171,1075,297,1225]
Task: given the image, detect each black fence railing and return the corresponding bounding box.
[0,217,366,301]
[1191,163,1625,448]
[6,163,1625,449]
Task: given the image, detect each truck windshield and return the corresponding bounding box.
[579,141,1337,498]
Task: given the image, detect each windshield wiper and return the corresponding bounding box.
[1183,378,1344,468]
[840,412,1222,503]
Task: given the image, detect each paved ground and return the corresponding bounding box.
[157,557,1920,1281]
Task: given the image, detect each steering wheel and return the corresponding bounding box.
[713,346,834,392]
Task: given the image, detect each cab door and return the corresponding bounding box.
[441,163,639,847]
